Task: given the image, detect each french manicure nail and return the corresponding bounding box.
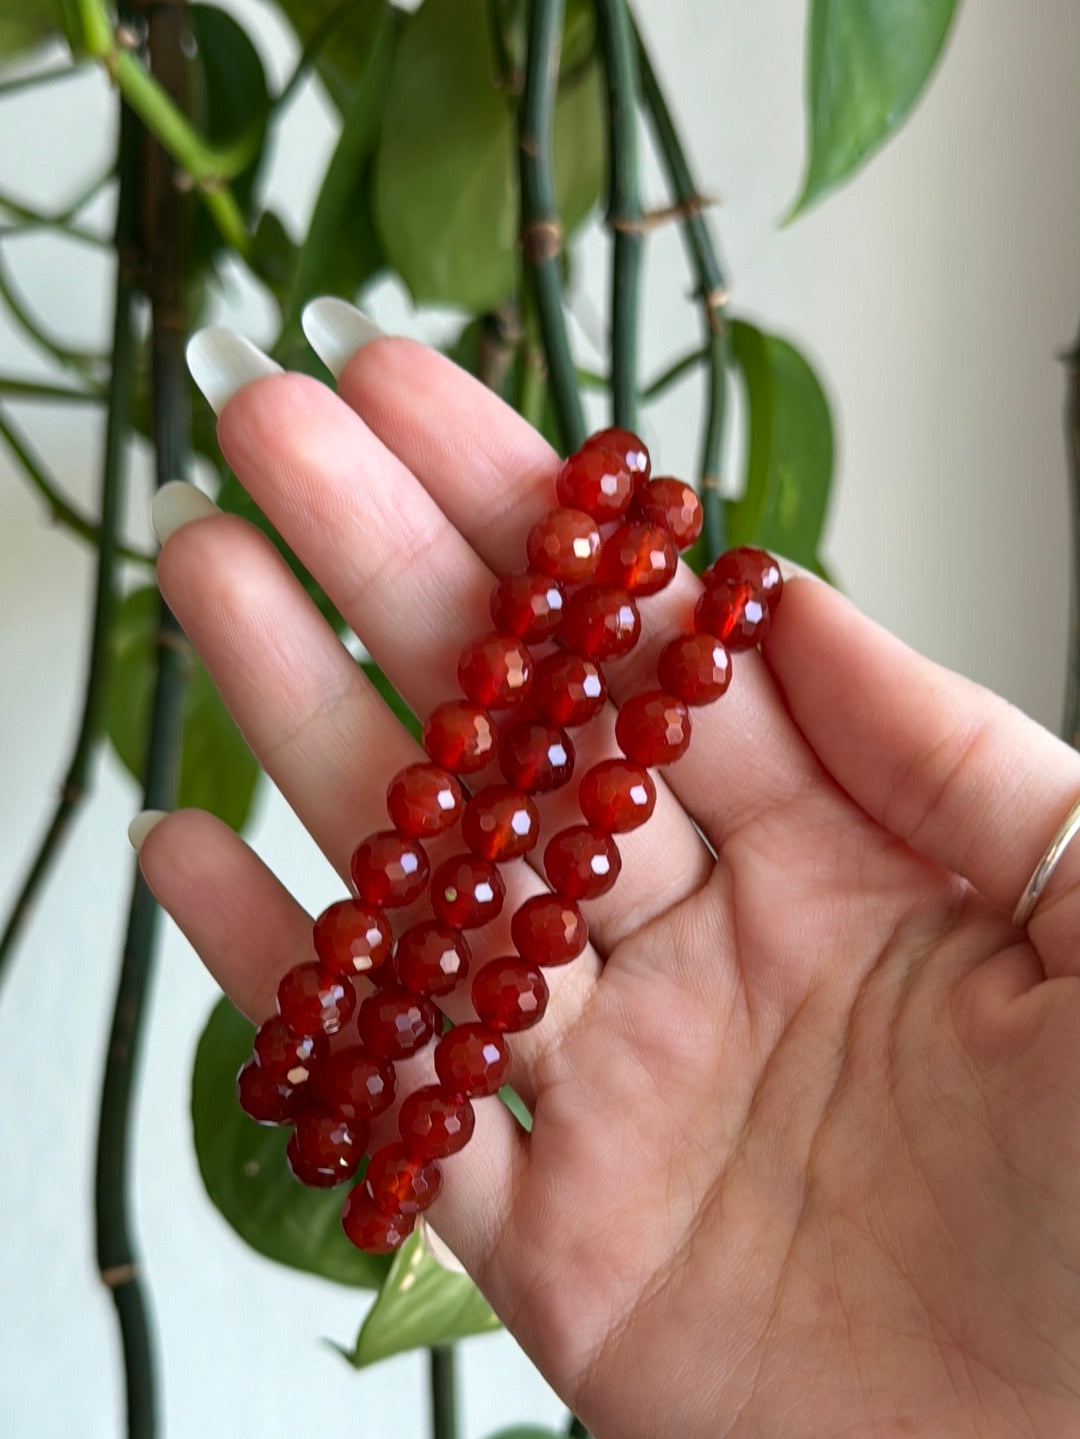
[302,297,384,379]
[128,810,169,852]
[776,555,822,584]
[151,480,218,545]
[419,1218,468,1275]
[186,326,281,416]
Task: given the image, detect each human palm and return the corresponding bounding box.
[139,314,1080,1437]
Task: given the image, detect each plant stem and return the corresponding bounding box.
[635,21,729,560]
[519,0,586,452]
[594,0,642,431]
[0,375,102,402]
[429,1345,459,1439]
[1064,335,1080,750]
[0,244,106,375]
[0,60,90,100]
[641,344,709,401]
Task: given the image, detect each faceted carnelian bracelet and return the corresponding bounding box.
[235,426,783,1253]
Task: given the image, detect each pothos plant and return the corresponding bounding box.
[0,1,966,1435]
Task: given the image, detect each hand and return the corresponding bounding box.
[137,308,1080,1438]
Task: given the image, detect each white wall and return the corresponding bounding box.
[2,2,1079,1435]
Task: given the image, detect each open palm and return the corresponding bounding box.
[139,312,1080,1438]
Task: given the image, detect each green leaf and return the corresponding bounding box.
[192,997,392,1289]
[725,320,834,569]
[789,0,959,218]
[274,0,391,113]
[106,586,260,830]
[343,1229,500,1367]
[0,0,59,61]
[483,1429,564,1439]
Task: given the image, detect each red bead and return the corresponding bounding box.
[386,763,463,838]
[312,1045,395,1121]
[632,477,702,549]
[543,826,621,900]
[530,653,607,727]
[458,632,533,709]
[556,448,634,521]
[526,507,601,582]
[236,1060,300,1125]
[286,1133,343,1188]
[357,986,438,1059]
[342,1183,416,1253]
[703,545,783,611]
[499,721,574,793]
[394,922,470,997]
[462,785,540,861]
[312,900,393,980]
[253,1015,327,1087]
[615,691,692,766]
[472,958,549,1032]
[434,1023,511,1097]
[578,759,656,833]
[276,961,356,1037]
[350,830,430,908]
[598,522,678,596]
[511,895,588,967]
[366,1142,442,1215]
[423,700,497,774]
[430,854,506,929]
[657,633,731,705]
[490,571,565,642]
[582,427,650,484]
[290,1109,367,1185]
[694,579,769,650]
[398,1085,476,1159]
[558,585,640,660]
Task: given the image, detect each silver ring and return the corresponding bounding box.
[1012,794,1080,927]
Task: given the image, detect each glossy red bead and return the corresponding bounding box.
[578,759,656,833]
[499,721,574,793]
[312,900,394,980]
[350,830,429,908]
[253,1015,327,1087]
[342,1182,416,1253]
[558,585,640,660]
[422,700,497,774]
[490,571,565,642]
[236,1060,300,1125]
[632,476,702,549]
[530,653,607,727]
[526,507,602,583]
[430,854,506,929]
[398,1085,476,1159]
[312,1045,395,1122]
[703,545,783,611]
[582,426,650,484]
[458,632,533,708]
[615,690,692,766]
[544,826,621,900]
[694,578,769,650]
[598,522,678,596]
[434,1023,511,1097]
[276,961,356,1037]
[556,448,634,522]
[357,986,438,1059]
[386,763,463,838]
[394,922,470,997]
[286,1133,344,1188]
[657,633,732,705]
[511,895,588,967]
[462,785,540,861]
[290,1109,367,1185]
[366,1142,442,1215]
[472,958,549,1032]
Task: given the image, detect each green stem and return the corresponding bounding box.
[594,0,642,431]
[0,59,90,100]
[1064,337,1080,750]
[635,22,729,560]
[0,245,106,375]
[429,1345,459,1439]
[0,376,102,402]
[519,0,585,452]
[640,344,709,401]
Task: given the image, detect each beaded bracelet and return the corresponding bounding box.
[234,425,783,1253]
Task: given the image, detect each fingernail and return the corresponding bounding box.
[302,297,384,379]
[151,480,218,545]
[776,555,823,584]
[128,810,168,852]
[186,326,281,415]
[418,1219,468,1276]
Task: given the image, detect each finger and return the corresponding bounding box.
[134,806,524,1274]
[764,575,1080,971]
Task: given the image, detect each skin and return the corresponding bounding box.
[139,334,1080,1438]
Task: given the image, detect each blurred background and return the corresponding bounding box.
[2,1,1079,1434]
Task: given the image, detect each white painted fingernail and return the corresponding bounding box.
[151,480,218,545]
[419,1218,468,1276]
[776,554,822,584]
[186,326,281,415]
[128,810,168,852]
[301,297,384,379]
